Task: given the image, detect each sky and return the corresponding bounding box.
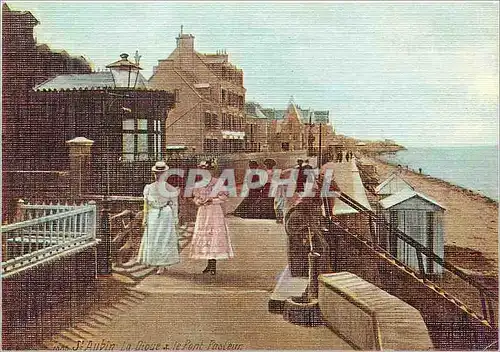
[6,1,499,147]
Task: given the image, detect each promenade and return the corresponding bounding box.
[45,216,352,350]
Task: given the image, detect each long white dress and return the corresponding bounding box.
[137,182,180,267]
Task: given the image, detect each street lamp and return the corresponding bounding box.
[106,53,142,89]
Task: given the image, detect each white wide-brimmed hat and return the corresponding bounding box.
[198,160,210,169]
[151,161,169,172]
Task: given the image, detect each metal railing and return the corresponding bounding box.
[323,191,498,327]
[2,201,98,278]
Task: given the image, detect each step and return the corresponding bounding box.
[110,302,130,312]
[99,306,124,317]
[130,266,156,279]
[93,310,114,321]
[87,314,111,326]
[51,334,76,349]
[74,322,103,335]
[67,327,96,341]
[58,330,82,343]
[79,318,107,330]
[126,289,147,300]
[123,294,143,303]
[42,338,69,350]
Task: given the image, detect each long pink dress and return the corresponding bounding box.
[190,177,234,260]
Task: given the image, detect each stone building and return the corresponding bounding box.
[149,32,246,155]
[268,101,306,152]
[244,102,269,152]
[261,101,336,154]
[2,3,92,171]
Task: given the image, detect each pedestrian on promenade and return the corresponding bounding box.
[138,161,180,275]
[274,180,286,224]
[191,160,234,275]
[233,159,263,218]
[261,158,278,219]
[336,150,343,163]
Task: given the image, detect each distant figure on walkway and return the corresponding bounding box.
[295,158,304,169]
[138,161,180,275]
[345,151,350,162]
[336,150,343,163]
[274,183,286,224]
[233,159,264,218]
[190,160,234,275]
[261,158,278,219]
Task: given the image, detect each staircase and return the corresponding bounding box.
[111,222,195,279]
[324,192,498,350]
[42,288,148,350]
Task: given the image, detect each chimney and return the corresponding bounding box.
[176,33,195,52]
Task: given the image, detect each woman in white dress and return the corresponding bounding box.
[138,161,180,274]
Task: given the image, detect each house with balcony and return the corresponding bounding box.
[149,31,247,155]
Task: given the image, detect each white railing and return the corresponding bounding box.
[1,202,99,278]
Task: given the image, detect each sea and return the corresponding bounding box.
[378,145,499,201]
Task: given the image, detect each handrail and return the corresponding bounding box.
[322,191,497,327]
[335,191,497,300]
[2,203,98,278]
[2,205,95,233]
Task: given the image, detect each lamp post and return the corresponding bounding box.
[97,53,141,275]
[103,53,141,195]
[106,53,142,90]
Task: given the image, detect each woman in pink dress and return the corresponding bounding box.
[190,161,234,275]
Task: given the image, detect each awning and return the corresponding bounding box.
[222,131,245,140]
[166,145,187,150]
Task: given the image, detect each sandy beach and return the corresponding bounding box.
[363,156,498,276]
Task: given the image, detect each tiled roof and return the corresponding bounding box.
[254,107,268,119]
[33,72,150,91]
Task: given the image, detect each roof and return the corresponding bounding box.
[254,107,268,119]
[285,101,303,124]
[2,3,39,25]
[379,189,446,210]
[321,160,372,215]
[375,172,415,195]
[201,54,228,64]
[106,53,142,70]
[33,71,150,91]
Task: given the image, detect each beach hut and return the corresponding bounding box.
[379,189,446,275]
[375,172,415,197]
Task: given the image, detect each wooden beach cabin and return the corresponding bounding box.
[375,172,415,197]
[379,189,446,275]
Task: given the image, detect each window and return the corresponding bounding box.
[222,113,229,130]
[205,111,211,129]
[204,139,219,153]
[122,118,162,161]
[204,112,219,130]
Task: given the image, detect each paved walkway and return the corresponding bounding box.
[46,217,352,350]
